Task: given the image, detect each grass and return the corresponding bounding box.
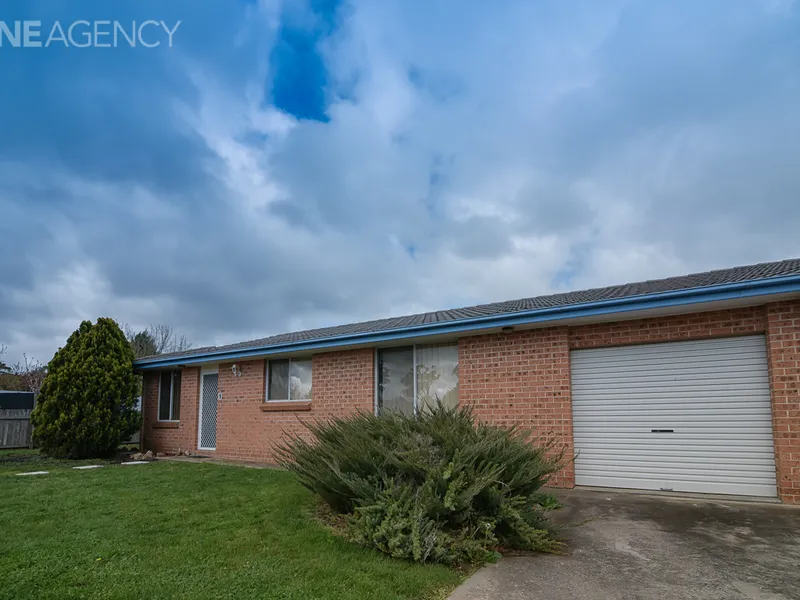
[0,452,463,600]
[0,447,121,469]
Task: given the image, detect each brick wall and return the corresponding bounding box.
[153,349,377,463]
[312,348,375,416]
[215,360,268,461]
[458,327,574,487]
[142,368,199,454]
[141,302,800,503]
[766,301,800,504]
[569,306,767,349]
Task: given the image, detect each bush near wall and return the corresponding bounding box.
[277,404,563,565]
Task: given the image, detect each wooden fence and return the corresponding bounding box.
[0,409,33,449]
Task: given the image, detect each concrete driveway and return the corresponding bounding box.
[450,489,800,600]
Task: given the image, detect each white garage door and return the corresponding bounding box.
[571,336,777,497]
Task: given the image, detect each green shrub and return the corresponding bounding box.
[31,318,141,459]
[276,404,564,565]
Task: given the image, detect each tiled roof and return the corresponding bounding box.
[135,257,800,364]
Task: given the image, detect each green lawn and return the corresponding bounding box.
[0,453,463,600]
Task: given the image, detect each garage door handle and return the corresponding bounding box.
[651,429,674,433]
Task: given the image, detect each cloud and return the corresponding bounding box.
[1,0,799,364]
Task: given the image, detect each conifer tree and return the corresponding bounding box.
[31,318,141,458]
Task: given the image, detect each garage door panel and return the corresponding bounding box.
[573,336,766,359]
[571,390,769,401]
[573,352,768,371]
[574,424,773,433]
[573,384,770,395]
[575,372,769,392]
[575,415,771,425]
[579,466,776,483]
[573,350,768,369]
[574,420,773,429]
[571,335,777,497]
[573,364,770,381]
[573,376,770,391]
[575,433,775,444]
[576,475,775,497]
[574,398,773,409]
[580,465,775,482]
[577,441,775,451]
[575,406,773,418]
[578,455,777,469]
[580,449,775,462]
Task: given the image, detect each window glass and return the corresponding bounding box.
[158,373,172,420]
[268,359,290,400]
[289,359,313,400]
[377,347,414,415]
[416,344,459,412]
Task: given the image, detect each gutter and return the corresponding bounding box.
[134,273,800,370]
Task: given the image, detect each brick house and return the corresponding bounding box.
[135,258,800,504]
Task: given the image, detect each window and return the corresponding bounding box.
[377,344,458,416]
[158,371,181,421]
[267,358,312,401]
[377,347,414,415]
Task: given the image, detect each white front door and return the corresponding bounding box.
[571,336,777,497]
[198,372,218,451]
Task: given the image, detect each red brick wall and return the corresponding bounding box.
[458,328,574,487]
[142,368,199,454]
[211,349,374,463]
[766,301,800,504]
[214,360,267,461]
[569,306,767,349]
[312,348,376,415]
[141,302,800,503]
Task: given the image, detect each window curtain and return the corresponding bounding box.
[172,371,181,420]
[377,347,414,415]
[416,344,459,412]
[159,373,172,420]
[289,359,312,400]
[268,360,290,400]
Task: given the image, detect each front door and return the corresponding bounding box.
[199,372,218,451]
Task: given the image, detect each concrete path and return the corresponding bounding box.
[449,488,800,600]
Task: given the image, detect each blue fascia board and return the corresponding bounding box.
[134,274,800,370]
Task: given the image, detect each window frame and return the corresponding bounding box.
[157,370,181,422]
[265,357,313,403]
[374,343,458,416]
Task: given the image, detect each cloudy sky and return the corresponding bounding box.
[1,0,799,364]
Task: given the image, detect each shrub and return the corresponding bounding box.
[31,318,141,459]
[276,404,564,565]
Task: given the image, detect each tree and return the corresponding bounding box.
[0,345,21,390]
[31,318,141,458]
[123,324,191,357]
[150,324,191,354]
[10,354,47,395]
[125,327,158,358]
[0,347,47,393]
[0,344,23,391]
